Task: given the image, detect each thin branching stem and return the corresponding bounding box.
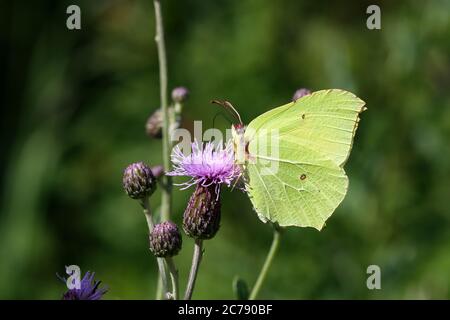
[142,198,169,299]
[153,0,174,300]
[184,239,203,300]
[165,257,179,300]
[153,0,172,222]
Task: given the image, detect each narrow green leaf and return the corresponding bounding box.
[232,276,249,300]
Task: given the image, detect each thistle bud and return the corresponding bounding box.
[183,184,221,240]
[146,109,163,139]
[292,88,311,101]
[123,162,156,200]
[171,86,189,103]
[149,221,182,257]
[150,165,164,180]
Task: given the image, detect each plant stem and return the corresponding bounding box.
[143,198,169,300]
[249,227,281,300]
[155,276,163,300]
[165,257,179,300]
[153,0,172,223]
[184,239,203,300]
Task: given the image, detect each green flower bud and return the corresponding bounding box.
[149,221,182,257]
[123,162,156,200]
[183,184,221,240]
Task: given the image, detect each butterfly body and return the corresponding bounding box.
[231,89,366,230]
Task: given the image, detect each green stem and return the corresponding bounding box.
[184,239,203,300]
[155,277,163,300]
[143,198,169,299]
[249,227,281,300]
[165,257,179,300]
[153,0,172,300]
[153,0,172,222]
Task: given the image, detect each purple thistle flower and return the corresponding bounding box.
[168,140,240,190]
[62,271,108,300]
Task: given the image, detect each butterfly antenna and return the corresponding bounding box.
[231,171,244,191]
[230,174,240,191]
[211,100,242,125]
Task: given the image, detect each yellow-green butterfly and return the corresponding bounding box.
[226,89,366,230]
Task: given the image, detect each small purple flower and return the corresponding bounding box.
[168,140,240,190]
[62,271,108,300]
[150,165,164,180]
[171,86,189,103]
[292,88,311,101]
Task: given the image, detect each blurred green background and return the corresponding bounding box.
[1,0,449,299]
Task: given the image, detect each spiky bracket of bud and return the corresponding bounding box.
[150,221,182,257]
[183,184,221,240]
[123,162,157,200]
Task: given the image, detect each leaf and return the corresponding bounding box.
[232,276,249,300]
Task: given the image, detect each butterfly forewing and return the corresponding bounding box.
[246,89,366,167]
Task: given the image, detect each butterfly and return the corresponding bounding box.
[217,89,366,230]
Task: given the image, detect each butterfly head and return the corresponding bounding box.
[232,123,248,164]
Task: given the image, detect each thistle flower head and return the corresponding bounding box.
[62,272,107,300]
[168,140,240,190]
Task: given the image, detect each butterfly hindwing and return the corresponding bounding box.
[246,136,348,230]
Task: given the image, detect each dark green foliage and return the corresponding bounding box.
[233,277,250,300]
